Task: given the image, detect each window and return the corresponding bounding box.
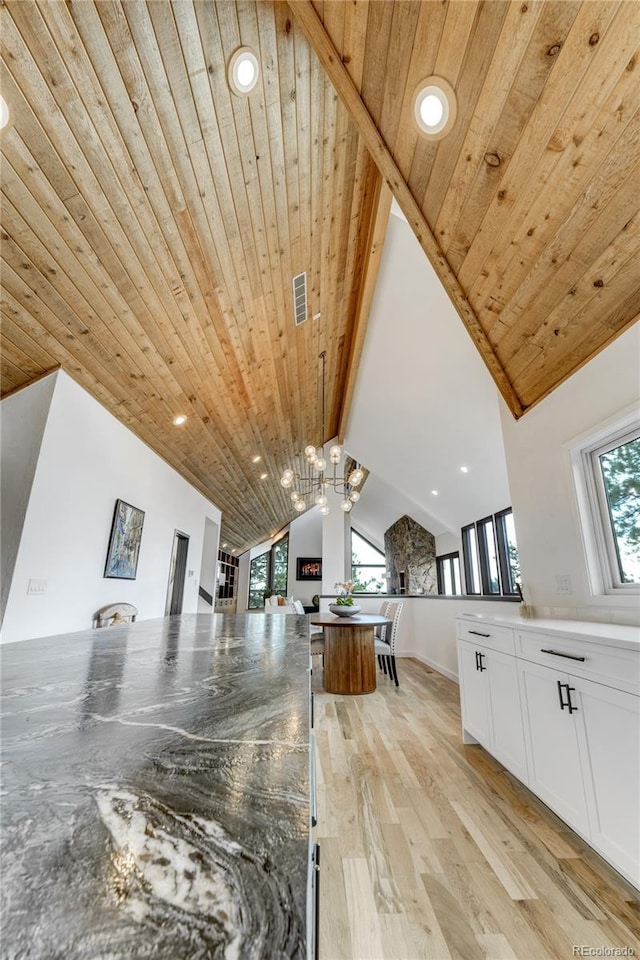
[271,536,289,595]
[462,524,480,594]
[248,552,269,609]
[462,509,521,597]
[247,535,289,608]
[495,508,520,595]
[571,415,640,593]
[477,516,500,594]
[437,552,462,595]
[351,530,386,593]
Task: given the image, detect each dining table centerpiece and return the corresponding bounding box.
[329,580,361,617]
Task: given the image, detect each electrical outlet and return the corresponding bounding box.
[27,578,47,596]
[554,574,572,595]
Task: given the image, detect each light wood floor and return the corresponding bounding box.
[311,658,640,960]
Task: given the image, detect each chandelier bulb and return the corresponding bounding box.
[319,504,330,516]
[294,499,306,512]
[280,474,293,488]
[348,469,364,486]
[341,500,352,512]
[329,444,341,460]
[315,457,326,472]
[304,445,316,458]
[315,493,327,507]
[291,490,301,502]
[349,490,360,502]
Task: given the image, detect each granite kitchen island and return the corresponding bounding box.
[1,614,313,959]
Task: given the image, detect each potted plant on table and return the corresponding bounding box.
[329,580,361,617]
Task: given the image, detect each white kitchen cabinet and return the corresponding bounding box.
[485,647,528,784]
[457,626,527,784]
[456,614,639,889]
[575,677,639,886]
[458,639,492,746]
[517,658,590,836]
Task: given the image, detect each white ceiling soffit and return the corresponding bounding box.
[345,214,512,539]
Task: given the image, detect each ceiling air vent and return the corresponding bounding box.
[292,272,308,326]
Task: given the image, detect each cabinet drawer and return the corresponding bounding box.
[517,631,640,696]
[457,620,515,655]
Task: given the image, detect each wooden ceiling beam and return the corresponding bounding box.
[287,0,524,419]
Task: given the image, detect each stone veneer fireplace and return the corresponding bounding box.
[384,515,437,595]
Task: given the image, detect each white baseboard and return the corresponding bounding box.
[399,650,459,684]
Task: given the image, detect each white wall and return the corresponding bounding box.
[1,373,56,624]
[287,508,322,604]
[345,213,511,543]
[1,371,222,644]
[500,324,640,626]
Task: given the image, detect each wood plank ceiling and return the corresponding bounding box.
[1,1,639,554]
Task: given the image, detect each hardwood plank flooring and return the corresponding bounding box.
[311,659,639,960]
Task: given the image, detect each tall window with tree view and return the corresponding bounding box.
[248,552,270,609]
[271,536,289,595]
[351,530,386,593]
[595,432,640,586]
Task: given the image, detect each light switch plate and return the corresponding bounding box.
[554,574,572,595]
[27,578,47,595]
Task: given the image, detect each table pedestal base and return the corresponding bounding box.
[323,625,376,695]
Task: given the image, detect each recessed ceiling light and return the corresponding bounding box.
[0,95,10,131]
[431,490,439,496]
[228,47,259,96]
[173,415,187,426]
[414,76,457,140]
[460,465,469,473]
[252,454,262,463]
[259,472,268,480]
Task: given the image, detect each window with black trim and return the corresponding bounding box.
[248,552,270,609]
[462,509,521,597]
[462,524,480,594]
[477,516,500,595]
[351,529,386,593]
[271,535,289,595]
[437,552,462,595]
[495,508,520,595]
[248,536,290,608]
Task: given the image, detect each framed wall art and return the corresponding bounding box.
[297,557,322,581]
[104,499,145,580]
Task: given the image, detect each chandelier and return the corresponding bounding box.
[279,351,364,516]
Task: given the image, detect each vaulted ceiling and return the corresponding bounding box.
[1,1,638,554]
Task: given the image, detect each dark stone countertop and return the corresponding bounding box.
[1,614,311,960]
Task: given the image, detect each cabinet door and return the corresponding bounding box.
[575,678,640,887]
[486,649,528,784]
[458,640,491,746]
[518,659,590,836]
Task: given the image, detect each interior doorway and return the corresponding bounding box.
[166,530,190,616]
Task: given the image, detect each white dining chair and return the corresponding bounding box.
[374,600,403,687]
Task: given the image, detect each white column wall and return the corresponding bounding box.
[2,372,222,644]
[1,373,56,625]
[287,509,322,605]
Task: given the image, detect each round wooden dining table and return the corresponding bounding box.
[309,613,392,695]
